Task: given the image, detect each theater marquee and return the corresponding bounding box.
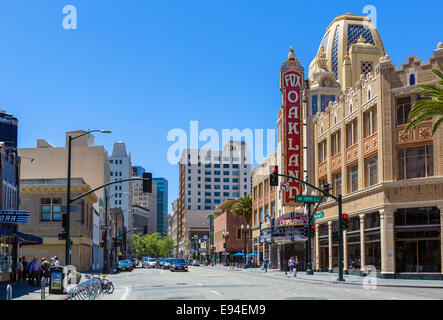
[280,47,304,204]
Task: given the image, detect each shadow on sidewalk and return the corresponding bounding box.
[0,281,47,300]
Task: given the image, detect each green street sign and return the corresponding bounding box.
[314,212,324,220]
[295,195,322,203]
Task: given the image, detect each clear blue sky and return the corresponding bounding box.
[1,0,441,212]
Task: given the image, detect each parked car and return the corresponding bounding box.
[130,258,139,268]
[170,258,188,272]
[117,259,133,272]
[192,260,200,266]
[145,258,157,268]
[142,257,149,268]
[157,257,167,269]
[162,258,172,270]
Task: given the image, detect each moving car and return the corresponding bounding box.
[117,259,133,272]
[162,258,172,270]
[170,258,188,272]
[192,260,200,266]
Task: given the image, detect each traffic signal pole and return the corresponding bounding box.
[276,172,345,282]
[306,202,313,275]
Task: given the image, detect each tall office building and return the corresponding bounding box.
[109,142,132,230]
[153,178,168,237]
[132,165,158,235]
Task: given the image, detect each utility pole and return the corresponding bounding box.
[306,202,313,275]
[65,136,72,266]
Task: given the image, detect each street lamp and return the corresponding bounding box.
[66,129,111,268]
[241,224,250,268]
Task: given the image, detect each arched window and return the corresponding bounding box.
[409,74,416,86]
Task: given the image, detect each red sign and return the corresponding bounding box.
[280,54,304,203]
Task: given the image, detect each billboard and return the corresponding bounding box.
[280,49,304,204]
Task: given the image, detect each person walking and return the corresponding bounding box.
[17,258,23,281]
[29,257,42,287]
[41,258,51,286]
[263,256,269,273]
[294,256,299,277]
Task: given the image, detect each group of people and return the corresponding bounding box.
[16,256,60,287]
[288,256,299,276]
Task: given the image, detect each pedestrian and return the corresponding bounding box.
[22,257,29,283]
[263,256,268,273]
[288,256,294,274]
[41,258,51,286]
[17,258,23,281]
[294,256,299,277]
[29,257,42,287]
[54,256,60,267]
[50,257,55,267]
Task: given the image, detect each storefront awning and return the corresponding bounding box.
[0,226,13,236]
[15,231,43,245]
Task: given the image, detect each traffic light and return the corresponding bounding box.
[323,182,331,194]
[310,224,315,238]
[100,231,106,248]
[142,172,152,193]
[58,232,67,240]
[343,213,349,231]
[270,166,278,186]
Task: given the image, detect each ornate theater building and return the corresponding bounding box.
[253,13,443,279]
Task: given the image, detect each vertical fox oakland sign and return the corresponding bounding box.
[280,47,304,203]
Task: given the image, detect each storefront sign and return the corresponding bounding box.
[260,212,308,243]
[260,215,273,230]
[280,50,304,203]
[0,210,30,223]
[276,212,307,227]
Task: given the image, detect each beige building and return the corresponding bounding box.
[169,199,179,257]
[19,178,98,272]
[306,14,443,278]
[252,152,277,267]
[131,179,157,235]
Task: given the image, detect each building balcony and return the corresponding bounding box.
[363,132,378,158]
[397,121,433,147]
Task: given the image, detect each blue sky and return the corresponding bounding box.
[1,0,441,212]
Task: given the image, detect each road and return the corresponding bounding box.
[100,265,443,300]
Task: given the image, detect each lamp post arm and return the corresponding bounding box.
[70,177,151,203]
[70,129,102,141]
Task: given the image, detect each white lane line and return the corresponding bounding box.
[121,287,130,300]
[211,290,221,296]
[197,283,203,287]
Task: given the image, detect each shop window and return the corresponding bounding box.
[40,198,62,222]
[397,145,433,180]
[365,212,380,229]
[394,207,440,226]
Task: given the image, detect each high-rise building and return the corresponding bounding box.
[153,178,168,237]
[177,140,252,258]
[109,142,132,230]
[132,166,157,235]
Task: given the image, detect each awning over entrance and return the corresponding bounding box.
[0,226,13,236]
[15,231,43,245]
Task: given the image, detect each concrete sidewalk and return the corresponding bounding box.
[0,281,67,300]
[201,265,443,289]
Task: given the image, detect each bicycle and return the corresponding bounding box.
[98,274,114,294]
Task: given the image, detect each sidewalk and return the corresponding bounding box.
[201,265,443,289]
[0,281,67,300]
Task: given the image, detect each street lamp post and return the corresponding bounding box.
[241,224,250,268]
[66,129,111,267]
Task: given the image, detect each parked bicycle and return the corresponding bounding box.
[84,274,114,294]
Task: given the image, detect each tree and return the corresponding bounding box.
[404,69,443,136]
[131,233,175,258]
[231,194,252,223]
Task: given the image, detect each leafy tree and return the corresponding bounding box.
[404,69,443,136]
[131,233,175,258]
[231,194,252,223]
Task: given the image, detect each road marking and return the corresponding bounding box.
[197,283,203,287]
[211,290,221,296]
[121,287,130,300]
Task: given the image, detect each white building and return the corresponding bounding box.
[109,142,132,230]
[179,141,252,211]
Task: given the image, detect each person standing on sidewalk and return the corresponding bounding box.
[22,257,29,283]
[294,256,299,277]
[41,258,51,286]
[54,256,60,267]
[263,256,269,273]
[288,257,294,275]
[17,258,23,281]
[29,257,42,287]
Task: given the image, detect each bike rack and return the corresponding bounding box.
[5,284,12,300]
[66,277,103,300]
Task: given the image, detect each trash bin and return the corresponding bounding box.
[49,266,65,294]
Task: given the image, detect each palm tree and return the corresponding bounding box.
[403,69,443,136]
[231,194,252,222]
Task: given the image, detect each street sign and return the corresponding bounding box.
[313,212,324,220]
[280,182,289,192]
[0,210,30,223]
[295,195,322,203]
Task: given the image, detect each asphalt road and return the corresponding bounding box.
[100,265,443,300]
